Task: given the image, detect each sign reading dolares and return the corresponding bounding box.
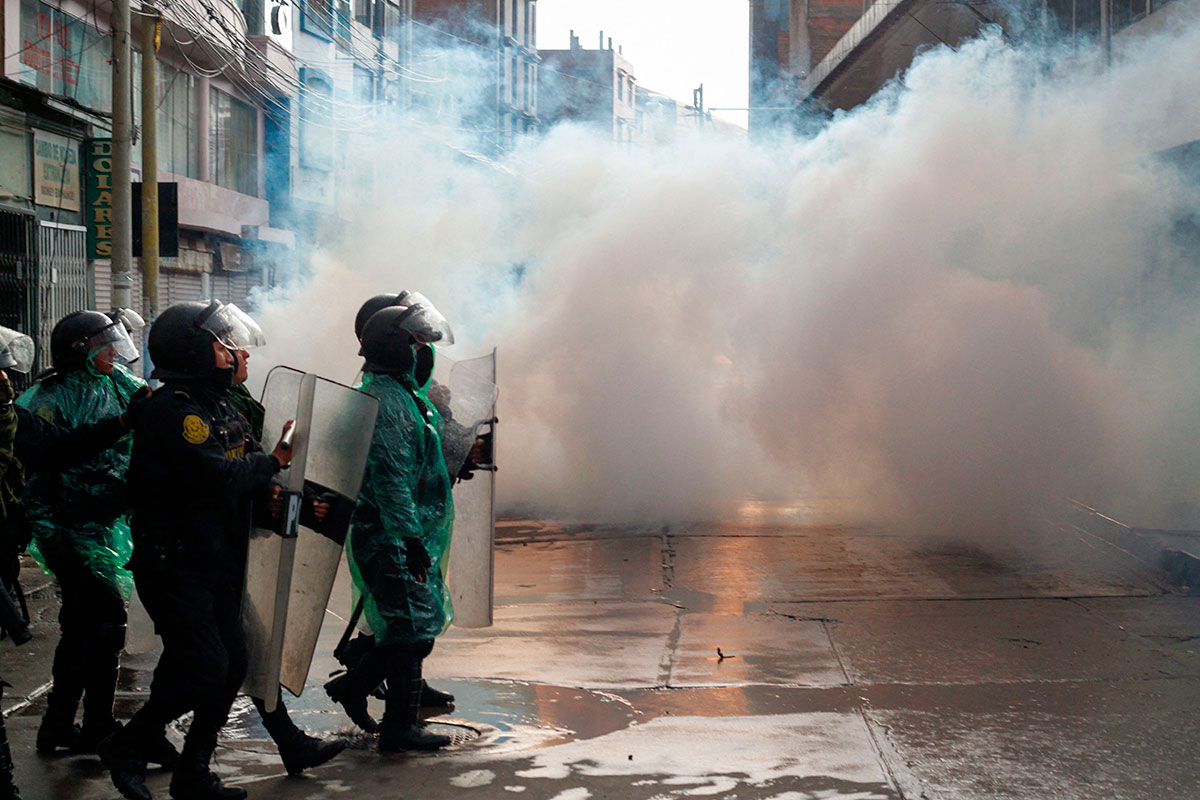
[85,138,113,258]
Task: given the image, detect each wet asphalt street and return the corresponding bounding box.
[5,503,1200,800]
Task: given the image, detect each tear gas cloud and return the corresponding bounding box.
[254,11,1200,534]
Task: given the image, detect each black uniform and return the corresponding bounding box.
[116,381,279,769]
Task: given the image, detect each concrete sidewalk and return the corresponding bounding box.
[1065,499,1200,594]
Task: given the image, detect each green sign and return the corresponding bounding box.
[85,138,113,259]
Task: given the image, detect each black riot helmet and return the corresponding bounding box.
[50,310,138,373]
[148,302,220,380]
[354,292,407,343]
[353,290,453,346]
[360,305,420,376]
[149,300,266,381]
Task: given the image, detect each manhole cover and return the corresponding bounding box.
[338,719,485,751]
[426,720,482,746]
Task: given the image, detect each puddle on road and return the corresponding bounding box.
[112,678,641,756]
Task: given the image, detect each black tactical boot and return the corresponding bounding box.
[277,732,346,776]
[378,658,451,753]
[0,713,22,800]
[323,672,377,733]
[35,690,81,755]
[78,623,126,753]
[169,743,246,800]
[97,725,151,800]
[323,650,386,734]
[255,694,345,775]
[419,680,455,708]
[77,719,120,754]
[144,733,181,769]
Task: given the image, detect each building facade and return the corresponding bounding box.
[750,0,1190,129]
[540,31,637,144]
[412,0,539,152]
[0,0,296,373]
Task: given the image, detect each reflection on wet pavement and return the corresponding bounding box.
[12,507,1200,800]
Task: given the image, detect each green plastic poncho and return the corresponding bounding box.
[346,367,455,646]
[227,383,265,441]
[16,365,144,597]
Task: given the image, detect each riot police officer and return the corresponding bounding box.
[324,294,457,734]
[16,311,146,754]
[333,302,458,752]
[225,344,347,775]
[100,301,292,800]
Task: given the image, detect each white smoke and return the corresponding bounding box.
[254,13,1200,533]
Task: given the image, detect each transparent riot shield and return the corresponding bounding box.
[434,350,498,629]
[242,367,378,710]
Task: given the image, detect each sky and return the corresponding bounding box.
[534,0,751,128]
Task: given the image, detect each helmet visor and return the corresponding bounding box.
[0,326,35,373]
[88,321,140,365]
[398,299,455,346]
[111,307,146,334]
[200,302,266,349]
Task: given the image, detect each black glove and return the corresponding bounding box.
[121,386,153,429]
[404,538,432,582]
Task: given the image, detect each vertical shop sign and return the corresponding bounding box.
[85,138,114,258]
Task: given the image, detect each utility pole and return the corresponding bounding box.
[1100,0,1112,65]
[141,11,160,320]
[111,0,133,310]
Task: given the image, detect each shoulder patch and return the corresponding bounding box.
[35,407,55,423]
[182,414,210,445]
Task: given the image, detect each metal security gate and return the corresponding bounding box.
[0,209,36,390]
[34,221,89,375]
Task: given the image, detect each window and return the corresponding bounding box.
[302,0,350,43]
[353,65,375,106]
[299,68,333,171]
[302,0,334,38]
[18,0,112,113]
[511,53,519,106]
[354,0,371,26]
[131,54,199,178]
[371,0,403,40]
[209,89,259,196]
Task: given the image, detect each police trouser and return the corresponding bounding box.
[41,542,127,734]
[123,561,246,755]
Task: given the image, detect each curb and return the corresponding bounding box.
[1067,500,1200,595]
